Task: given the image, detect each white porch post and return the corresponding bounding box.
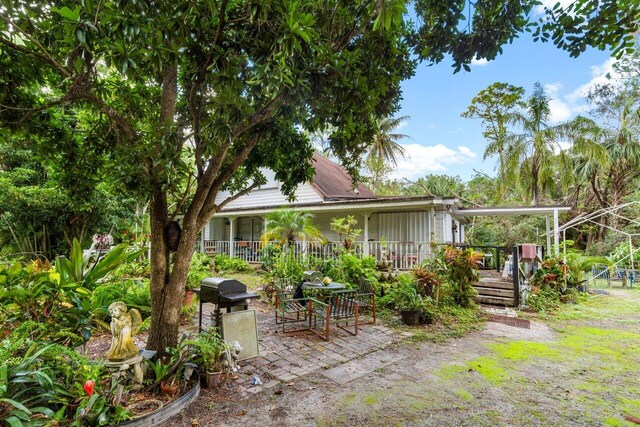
[630,235,635,270]
[199,229,205,253]
[553,208,560,256]
[229,217,236,257]
[545,215,551,255]
[363,212,370,256]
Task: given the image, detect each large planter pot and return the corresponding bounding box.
[205,371,223,389]
[182,290,196,308]
[400,309,421,326]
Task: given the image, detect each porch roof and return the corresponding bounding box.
[214,195,460,217]
[452,205,572,217]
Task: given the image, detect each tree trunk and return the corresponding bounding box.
[146,62,186,353]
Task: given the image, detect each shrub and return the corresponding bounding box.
[259,243,282,271]
[0,338,128,426]
[92,279,151,318]
[112,259,150,279]
[326,254,378,289]
[213,254,251,273]
[441,246,480,308]
[413,261,442,301]
[330,216,362,252]
[267,251,305,282]
[188,252,212,289]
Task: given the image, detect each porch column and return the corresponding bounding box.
[553,208,560,255]
[363,212,370,256]
[199,229,205,253]
[228,217,236,257]
[545,215,551,255]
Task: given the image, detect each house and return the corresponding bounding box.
[199,153,466,269]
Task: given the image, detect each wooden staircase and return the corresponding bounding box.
[472,277,514,307]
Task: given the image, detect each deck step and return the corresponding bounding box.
[476,278,513,289]
[476,295,514,306]
[472,286,514,298]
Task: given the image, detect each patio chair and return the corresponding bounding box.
[274,278,304,325]
[356,278,376,325]
[312,289,358,340]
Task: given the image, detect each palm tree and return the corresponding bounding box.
[570,83,640,229]
[261,208,325,248]
[505,83,565,206]
[366,115,411,189]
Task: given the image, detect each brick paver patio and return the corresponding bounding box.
[192,301,406,397]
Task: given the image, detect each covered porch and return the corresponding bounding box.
[198,196,464,269]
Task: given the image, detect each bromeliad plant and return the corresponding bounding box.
[413,260,442,302]
[441,246,481,308]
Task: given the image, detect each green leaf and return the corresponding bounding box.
[4,415,24,427]
[50,6,81,21]
[0,398,32,415]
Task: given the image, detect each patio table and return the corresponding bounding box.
[302,282,346,291]
[301,282,346,303]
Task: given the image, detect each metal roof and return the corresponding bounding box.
[453,206,572,217]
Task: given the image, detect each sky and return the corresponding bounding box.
[390,13,618,182]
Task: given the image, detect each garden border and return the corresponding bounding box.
[119,372,201,427]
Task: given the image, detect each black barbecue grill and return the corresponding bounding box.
[196,277,258,331]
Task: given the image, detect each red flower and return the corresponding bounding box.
[83,380,95,396]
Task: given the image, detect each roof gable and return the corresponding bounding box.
[310,153,377,200]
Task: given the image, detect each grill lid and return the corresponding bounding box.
[201,277,246,294]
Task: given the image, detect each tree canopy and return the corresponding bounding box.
[1,0,637,350]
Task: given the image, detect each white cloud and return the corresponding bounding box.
[567,57,620,102]
[389,144,477,180]
[544,82,563,96]
[471,58,489,66]
[548,98,573,123]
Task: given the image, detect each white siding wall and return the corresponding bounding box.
[378,212,430,242]
[214,182,322,210]
[443,212,453,243]
[311,212,380,242]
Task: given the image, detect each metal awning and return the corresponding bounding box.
[452,206,572,217]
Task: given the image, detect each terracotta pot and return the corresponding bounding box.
[182,290,195,308]
[400,309,421,326]
[205,371,223,389]
[160,380,179,397]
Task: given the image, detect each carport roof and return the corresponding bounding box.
[453,205,572,217]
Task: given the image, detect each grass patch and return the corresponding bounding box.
[381,305,485,343]
[453,388,475,402]
[466,357,511,385]
[220,271,265,291]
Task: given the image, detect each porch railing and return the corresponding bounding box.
[202,240,431,270]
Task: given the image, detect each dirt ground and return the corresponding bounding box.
[167,288,640,427]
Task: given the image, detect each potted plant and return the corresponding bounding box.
[187,329,229,389]
[397,286,423,326]
[148,347,183,396]
[148,358,178,396]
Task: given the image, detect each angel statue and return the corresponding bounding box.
[106,301,142,361]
